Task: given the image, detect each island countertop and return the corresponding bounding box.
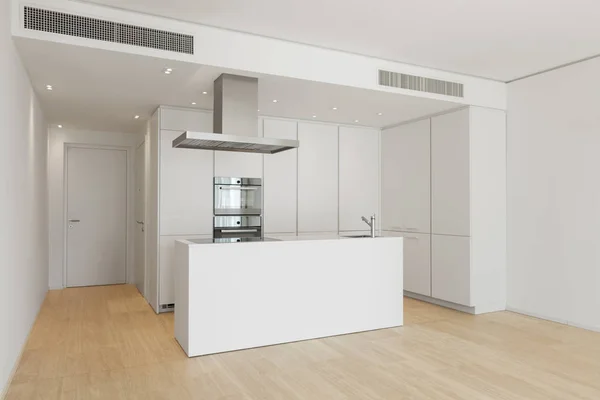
[177,233,396,245]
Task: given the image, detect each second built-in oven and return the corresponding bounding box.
[213,177,262,216]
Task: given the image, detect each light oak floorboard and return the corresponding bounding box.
[5,285,600,399]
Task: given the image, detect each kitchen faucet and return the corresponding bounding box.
[361,214,376,238]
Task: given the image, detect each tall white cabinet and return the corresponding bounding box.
[382,119,431,297]
[382,119,430,234]
[263,119,298,234]
[430,109,472,306]
[297,122,339,233]
[339,126,379,232]
[382,107,506,314]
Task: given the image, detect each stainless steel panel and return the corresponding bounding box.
[213,216,262,228]
[214,74,258,137]
[214,177,262,186]
[172,131,299,154]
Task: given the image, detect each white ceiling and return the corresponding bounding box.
[15,38,460,133]
[80,0,600,82]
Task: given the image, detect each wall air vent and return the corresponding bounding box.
[378,70,464,98]
[23,6,194,55]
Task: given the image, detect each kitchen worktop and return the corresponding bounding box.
[178,233,389,245]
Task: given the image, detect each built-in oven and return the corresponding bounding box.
[213,216,262,238]
[213,177,262,216]
[213,177,263,239]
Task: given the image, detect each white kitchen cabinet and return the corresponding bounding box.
[214,152,263,178]
[431,109,470,236]
[159,234,210,306]
[298,122,338,233]
[160,130,213,236]
[160,108,212,132]
[382,119,430,233]
[339,126,379,231]
[263,118,297,233]
[431,234,472,306]
[384,231,431,296]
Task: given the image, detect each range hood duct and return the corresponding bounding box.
[173,74,299,154]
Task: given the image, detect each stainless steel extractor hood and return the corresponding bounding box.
[173,74,299,154]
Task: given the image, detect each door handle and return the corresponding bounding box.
[136,220,144,225]
[68,219,80,223]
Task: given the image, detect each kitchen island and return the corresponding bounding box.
[174,235,404,357]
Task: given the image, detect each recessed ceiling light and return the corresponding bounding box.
[202,91,208,95]
[257,109,260,112]
[134,115,140,119]
[354,119,359,123]
[377,112,383,116]
[312,115,317,118]
[46,85,53,91]
[191,102,197,105]
[272,99,278,103]
[332,107,338,110]
[163,67,173,74]
[57,124,63,128]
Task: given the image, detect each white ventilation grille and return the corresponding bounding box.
[379,70,464,98]
[24,6,194,55]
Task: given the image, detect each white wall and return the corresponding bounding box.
[507,57,600,331]
[0,0,49,395]
[47,128,139,289]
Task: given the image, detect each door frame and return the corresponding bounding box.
[62,143,133,288]
[135,140,148,298]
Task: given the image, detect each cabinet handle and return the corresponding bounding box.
[403,236,419,240]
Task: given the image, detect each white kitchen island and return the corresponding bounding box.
[174,236,403,357]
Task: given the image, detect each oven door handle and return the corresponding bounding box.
[220,229,260,233]
[218,186,259,191]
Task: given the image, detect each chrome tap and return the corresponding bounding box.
[361,214,376,238]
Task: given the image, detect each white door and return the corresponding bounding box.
[134,142,146,295]
[66,147,127,287]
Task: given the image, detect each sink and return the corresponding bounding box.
[341,235,379,238]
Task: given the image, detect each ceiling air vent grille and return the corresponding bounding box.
[23,6,194,55]
[378,70,464,98]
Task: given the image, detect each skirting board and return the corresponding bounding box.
[404,291,476,314]
[507,307,600,334]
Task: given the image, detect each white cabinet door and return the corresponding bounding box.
[431,109,470,236]
[431,234,472,306]
[159,235,210,306]
[160,130,213,236]
[339,126,379,231]
[160,108,212,132]
[298,122,338,233]
[382,119,430,233]
[214,152,263,178]
[263,119,297,233]
[401,232,431,296]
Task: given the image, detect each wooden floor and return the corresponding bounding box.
[5,285,600,399]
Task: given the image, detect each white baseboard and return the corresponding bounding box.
[506,307,600,333]
[404,291,476,314]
